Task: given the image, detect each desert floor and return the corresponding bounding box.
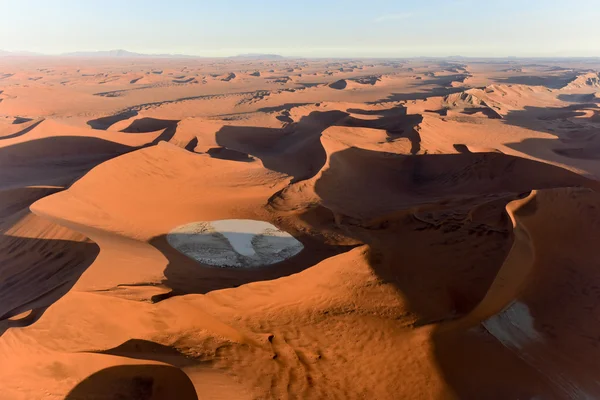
[1,56,600,399]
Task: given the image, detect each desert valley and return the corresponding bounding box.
[1,53,600,399]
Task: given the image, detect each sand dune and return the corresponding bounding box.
[2,57,600,399]
[451,188,600,398]
[277,138,597,223]
[0,117,166,349]
[328,79,349,90]
[563,72,600,89]
[328,76,384,90]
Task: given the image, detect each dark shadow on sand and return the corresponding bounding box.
[502,103,600,133]
[303,146,600,398]
[65,364,198,400]
[257,103,315,113]
[367,86,466,103]
[94,339,199,368]
[215,110,347,182]
[0,119,44,140]
[206,147,255,162]
[462,107,502,119]
[0,133,173,335]
[215,106,423,181]
[0,136,138,187]
[492,73,578,89]
[311,148,596,223]
[0,236,99,335]
[120,117,179,134]
[499,103,600,162]
[12,117,34,124]
[87,111,139,130]
[558,93,600,103]
[0,307,47,337]
[345,107,423,154]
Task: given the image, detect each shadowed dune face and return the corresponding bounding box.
[95,339,200,368]
[433,188,600,398]
[312,148,596,221]
[461,107,502,119]
[220,72,236,81]
[87,111,139,130]
[0,135,133,163]
[0,119,44,140]
[0,186,62,218]
[370,86,466,102]
[205,146,255,162]
[301,147,597,324]
[501,103,600,164]
[13,117,33,125]
[215,106,424,180]
[120,117,179,133]
[0,136,140,189]
[553,147,600,159]
[0,125,166,337]
[0,235,99,324]
[558,93,600,103]
[493,73,578,89]
[328,79,348,90]
[345,106,423,154]
[353,75,381,85]
[65,365,198,400]
[215,110,349,181]
[504,103,600,129]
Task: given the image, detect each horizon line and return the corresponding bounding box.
[2,49,600,60]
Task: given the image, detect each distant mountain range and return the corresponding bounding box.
[60,49,200,58]
[0,49,286,59]
[0,50,43,56]
[4,50,595,60]
[230,53,285,60]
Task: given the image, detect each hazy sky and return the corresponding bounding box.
[1,0,599,57]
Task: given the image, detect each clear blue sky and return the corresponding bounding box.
[1,0,599,57]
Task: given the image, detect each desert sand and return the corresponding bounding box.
[1,55,600,399]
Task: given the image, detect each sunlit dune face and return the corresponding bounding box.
[167,219,304,268]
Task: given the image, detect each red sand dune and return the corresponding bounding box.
[1,57,600,399]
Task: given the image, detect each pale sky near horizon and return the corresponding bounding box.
[1,0,599,57]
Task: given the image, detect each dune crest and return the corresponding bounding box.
[454,188,600,398]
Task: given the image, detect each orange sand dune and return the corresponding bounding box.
[442,188,600,398]
[1,57,600,399]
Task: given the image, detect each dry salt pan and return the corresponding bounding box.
[482,301,542,350]
[167,219,304,268]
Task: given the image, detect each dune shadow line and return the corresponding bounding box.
[0,119,45,140]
